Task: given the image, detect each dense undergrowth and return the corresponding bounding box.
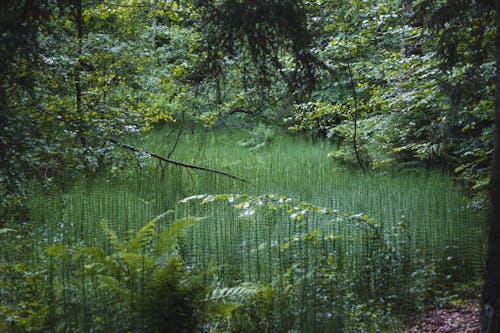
[0,128,486,332]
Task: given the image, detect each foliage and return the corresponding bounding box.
[1,0,494,213]
[238,123,275,150]
[0,225,54,332]
[285,0,495,204]
[2,214,195,332]
[1,129,486,332]
[0,0,493,330]
[0,0,52,226]
[179,192,482,331]
[192,0,317,97]
[69,213,213,332]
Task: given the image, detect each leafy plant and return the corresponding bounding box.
[238,124,276,150]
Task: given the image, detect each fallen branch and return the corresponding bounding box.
[108,138,247,183]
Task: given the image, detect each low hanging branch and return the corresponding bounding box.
[108,138,247,183]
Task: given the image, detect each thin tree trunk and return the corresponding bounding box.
[481,1,500,331]
[150,0,156,49]
[346,59,366,172]
[75,0,85,146]
[216,75,222,105]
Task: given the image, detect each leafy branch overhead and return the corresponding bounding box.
[192,0,319,97]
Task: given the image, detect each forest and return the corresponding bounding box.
[0,0,498,332]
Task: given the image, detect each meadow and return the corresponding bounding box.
[2,126,486,332]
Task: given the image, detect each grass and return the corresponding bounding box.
[2,126,486,332]
[139,126,484,267]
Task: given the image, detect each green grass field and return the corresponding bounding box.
[4,127,486,332]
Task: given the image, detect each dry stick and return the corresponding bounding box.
[108,138,247,183]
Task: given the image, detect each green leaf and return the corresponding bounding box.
[45,243,68,258]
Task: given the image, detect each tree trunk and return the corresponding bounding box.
[75,0,86,146]
[480,0,500,331]
[346,57,366,172]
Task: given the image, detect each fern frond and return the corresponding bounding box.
[210,282,259,303]
[128,211,169,252]
[100,219,122,252]
[155,216,205,253]
[73,246,106,262]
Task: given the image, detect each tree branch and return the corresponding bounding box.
[108,138,247,183]
[167,111,185,159]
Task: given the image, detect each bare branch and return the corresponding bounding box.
[108,138,247,183]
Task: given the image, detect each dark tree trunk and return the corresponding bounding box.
[75,0,85,146]
[481,1,500,331]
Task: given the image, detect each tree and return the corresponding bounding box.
[287,0,495,198]
[0,0,180,225]
[191,0,319,119]
[481,0,500,330]
[406,0,495,203]
[0,0,53,225]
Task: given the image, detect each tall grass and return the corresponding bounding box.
[2,126,486,332]
[139,126,484,269]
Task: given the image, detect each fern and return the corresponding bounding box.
[210,282,260,303]
[100,219,123,253]
[70,213,211,332]
[155,216,205,255]
[128,211,171,253]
